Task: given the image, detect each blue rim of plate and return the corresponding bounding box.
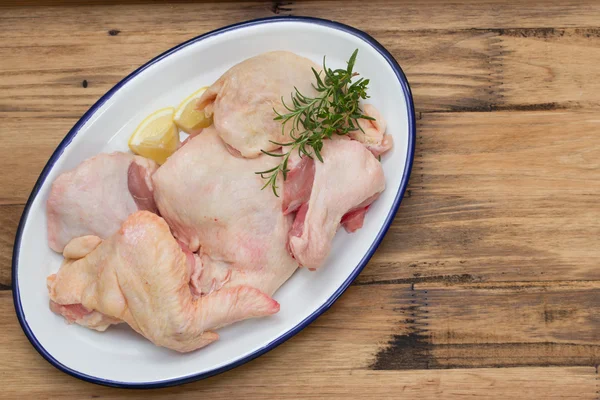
[12,15,416,389]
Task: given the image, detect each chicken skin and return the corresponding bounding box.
[197,51,319,158]
[47,211,279,353]
[153,127,299,297]
[47,152,158,252]
[284,138,386,269]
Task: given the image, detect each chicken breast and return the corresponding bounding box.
[152,126,299,297]
[47,152,158,252]
[47,211,279,353]
[197,51,319,158]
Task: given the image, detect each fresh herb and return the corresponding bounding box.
[255,49,373,197]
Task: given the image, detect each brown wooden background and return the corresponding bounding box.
[1,0,599,398]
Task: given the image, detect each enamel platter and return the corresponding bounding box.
[12,16,415,388]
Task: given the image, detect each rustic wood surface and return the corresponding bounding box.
[1,0,599,398]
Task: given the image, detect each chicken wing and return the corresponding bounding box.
[47,211,279,353]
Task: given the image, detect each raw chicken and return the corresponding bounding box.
[49,235,121,331]
[284,138,386,269]
[47,211,279,353]
[351,104,394,157]
[47,152,158,252]
[152,127,298,297]
[197,51,319,158]
[282,153,315,215]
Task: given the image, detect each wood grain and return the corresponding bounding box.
[0,118,76,204]
[360,109,600,285]
[0,205,21,288]
[1,289,598,398]
[2,3,600,118]
[372,282,600,370]
[1,0,600,397]
[6,0,600,30]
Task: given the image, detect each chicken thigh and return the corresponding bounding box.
[284,138,386,269]
[197,51,319,158]
[47,152,158,252]
[47,211,279,353]
[152,127,298,297]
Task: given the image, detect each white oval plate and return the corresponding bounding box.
[13,16,415,388]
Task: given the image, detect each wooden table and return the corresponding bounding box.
[1,1,599,398]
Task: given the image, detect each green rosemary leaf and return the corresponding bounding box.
[260,149,286,157]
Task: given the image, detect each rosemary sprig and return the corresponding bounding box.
[255,49,373,197]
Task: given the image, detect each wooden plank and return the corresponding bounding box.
[498,28,600,109]
[381,27,599,112]
[0,205,21,288]
[0,118,75,204]
[358,109,600,284]
[2,0,600,31]
[292,0,600,30]
[423,282,600,345]
[0,0,254,5]
[391,29,501,113]
[1,289,598,398]
[372,282,600,370]
[2,13,600,116]
[2,367,597,400]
